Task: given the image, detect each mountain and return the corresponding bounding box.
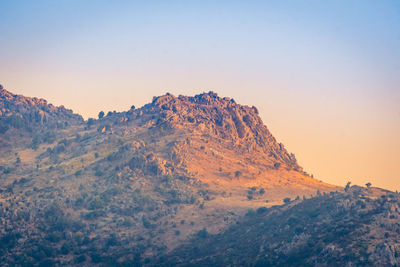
[0,85,83,149]
[1,85,398,266]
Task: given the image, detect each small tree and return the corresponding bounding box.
[366,182,372,189]
[98,111,105,119]
[283,197,291,204]
[316,190,322,197]
[87,118,95,129]
[197,227,208,238]
[234,171,242,178]
[345,181,351,192]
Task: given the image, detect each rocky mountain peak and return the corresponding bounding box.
[0,85,83,134]
[141,91,300,170]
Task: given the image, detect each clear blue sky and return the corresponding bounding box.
[1,1,399,190]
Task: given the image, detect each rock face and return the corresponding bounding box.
[139,91,300,170]
[0,85,83,134]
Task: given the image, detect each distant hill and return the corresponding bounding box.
[1,85,397,266]
[0,85,83,149]
[0,85,82,131]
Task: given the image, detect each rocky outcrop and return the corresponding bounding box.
[370,242,400,266]
[128,153,171,176]
[0,85,83,133]
[137,91,301,169]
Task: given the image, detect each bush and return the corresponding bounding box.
[257,207,268,214]
[94,169,103,177]
[197,228,208,238]
[245,209,256,217]
[75,255,86,263]
[283,197,291,204]
[3,167,11,174]
[87,118,95,128]
[142,216,152,229]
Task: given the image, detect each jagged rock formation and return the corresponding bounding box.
[0,85,83,134]
[141,92,300,170]
[93,91,325,196]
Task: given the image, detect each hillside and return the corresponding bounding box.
[162,186,400,266]
[0,85,83,150]
[0,86,345,265]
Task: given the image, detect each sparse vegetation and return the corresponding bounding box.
[163,188,400,266]
[1,88,395,266]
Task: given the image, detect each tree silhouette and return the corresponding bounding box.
[345,181,351,192]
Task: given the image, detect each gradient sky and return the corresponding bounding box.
[1,1,399,190]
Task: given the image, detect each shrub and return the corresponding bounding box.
[245,209,256,217]
[257,207,268,214]
[3,167,11,174]
[142,216,152,228]
[94,169,103,177]
[87,118,95,128]
[197,227,208,238]
[283,197,291,204]
[75,255,86,263]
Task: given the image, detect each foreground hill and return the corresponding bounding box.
[0,85,354,265]
[163,186,400,266]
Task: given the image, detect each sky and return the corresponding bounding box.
[1,0,399,190]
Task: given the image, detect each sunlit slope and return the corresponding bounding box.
[0,87,338,265]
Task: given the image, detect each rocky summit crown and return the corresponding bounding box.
[127,91,299,170]
[0,85,82,130]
